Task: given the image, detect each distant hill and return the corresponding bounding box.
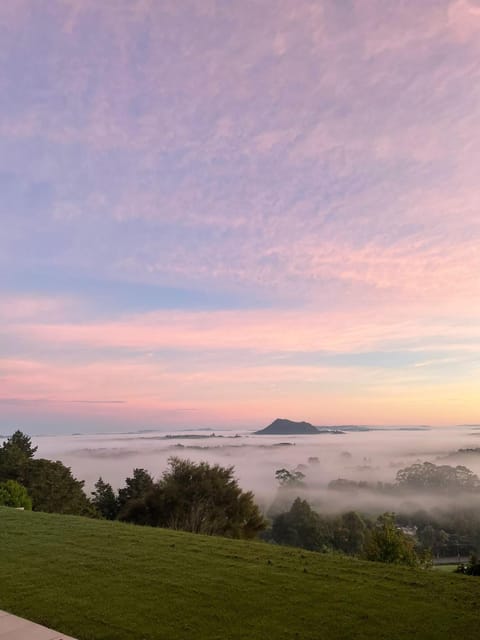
[255,418,321,435]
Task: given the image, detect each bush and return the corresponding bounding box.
[0,479,32,510]
[363,514,418,567]
[456,555,480,576]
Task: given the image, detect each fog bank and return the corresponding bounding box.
[17,426,480,514]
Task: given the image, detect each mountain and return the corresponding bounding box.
[254,418,320,435]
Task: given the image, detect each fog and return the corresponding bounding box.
[24,425,480,516]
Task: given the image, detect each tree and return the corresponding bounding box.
[333,511,367,555]
[0,479,32,509]
[23,458,95,516]
[0,430,37,483]
[416,524,451,557]
[271,498,332,551]
[396,462,480,493]
[121,457,266,539]
[118,468,154,512]
[2,431,37,457]
[275,468,306,488]
[0,431,94,517]
[92,477,119,520]
[363,513,418,567]
[328,478,364,492]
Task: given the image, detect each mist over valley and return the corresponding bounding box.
[23,422,480,519]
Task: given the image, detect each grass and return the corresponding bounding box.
[433,564,459,573]
[1,508,480,640]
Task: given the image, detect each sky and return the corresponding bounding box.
[1,0,480,434]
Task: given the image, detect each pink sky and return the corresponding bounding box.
[1,1,480,432]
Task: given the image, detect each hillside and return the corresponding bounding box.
[254,418,320,435]
[1,508,480,640]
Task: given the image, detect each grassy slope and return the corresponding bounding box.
[1,509,479,640]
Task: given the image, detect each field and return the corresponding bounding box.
[1,508,480,640]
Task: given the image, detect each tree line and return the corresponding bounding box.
[0,431,266,539]
[264,497,422,567]
[91,458,266,538]
[267,460,480,568]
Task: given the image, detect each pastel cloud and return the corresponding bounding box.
[2,297,480,430]
[1,1,479,431]
[2,351,479,429]
[6,307,480,354]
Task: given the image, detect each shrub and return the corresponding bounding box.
[0,479,32,510]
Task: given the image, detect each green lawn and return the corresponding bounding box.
[1,508,479,640]
[433,564,459,573]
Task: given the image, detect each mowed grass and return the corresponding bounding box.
[433,564,459,573]
[1,509,480,640]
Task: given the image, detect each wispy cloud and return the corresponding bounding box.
[1,0,479,430]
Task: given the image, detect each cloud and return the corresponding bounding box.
[0,295,80,323]
[448,0,480,40]
[1,1,480,430]
[64,400,126,404]
[5,308,474,353]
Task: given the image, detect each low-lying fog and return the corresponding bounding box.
[24,425,480,516]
